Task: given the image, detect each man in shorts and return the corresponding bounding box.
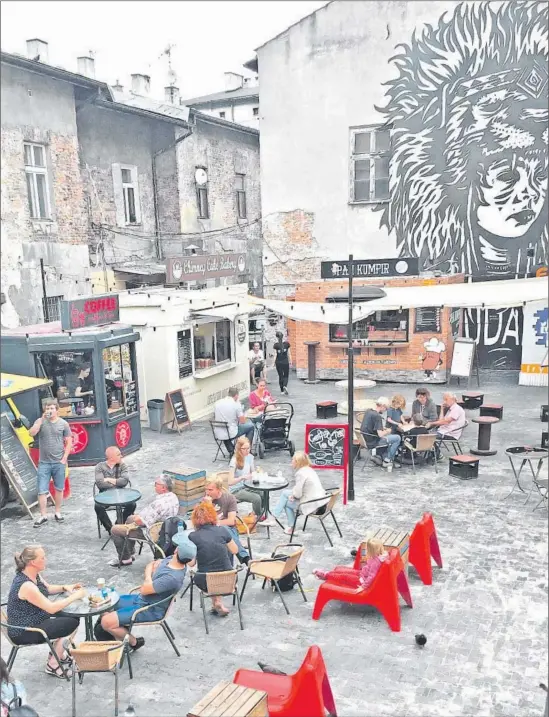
[98,537,196,651]
[248,342,266,386]
[29,399,72,528]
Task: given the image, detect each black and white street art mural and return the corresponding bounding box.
[378,1,548,279]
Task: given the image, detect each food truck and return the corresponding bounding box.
[1,295,142,466]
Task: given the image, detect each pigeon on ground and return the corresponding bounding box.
[415,633,427,647]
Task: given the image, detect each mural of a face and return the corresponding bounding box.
[378,1,548,277]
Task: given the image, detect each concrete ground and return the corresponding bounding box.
[1,370,547,717]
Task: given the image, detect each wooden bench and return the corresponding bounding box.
[480,404,503,420]
[449,454,479,480]
[187,681,268,717]
[316,401,338,419]
[359,526,409,574]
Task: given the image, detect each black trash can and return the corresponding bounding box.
[147,399,165,432]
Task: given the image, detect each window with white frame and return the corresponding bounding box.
[235,174,247,219]
[349,126,391,203]
[24,143,51,219]
[112,164,141,226]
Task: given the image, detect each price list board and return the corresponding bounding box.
[177,330,193,379]
[124,381,138,415]
[1,413,39,517]
[415,307,442,334]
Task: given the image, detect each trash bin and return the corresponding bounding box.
[147,399,165,432]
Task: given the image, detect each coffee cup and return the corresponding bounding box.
[97,578,106,591]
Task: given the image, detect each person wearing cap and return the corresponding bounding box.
[98,538,196,651]
[359,396,401,471]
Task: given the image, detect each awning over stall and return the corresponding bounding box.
[191,303,252,322]
[248,277,547,324]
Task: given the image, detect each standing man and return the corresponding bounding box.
[273,331,291,395]
[248,342,266,386]
[94,446,135,534]
[213,388,255,453]
[360,396,401,472]
[29,399,72,527]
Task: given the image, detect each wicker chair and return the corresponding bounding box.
[70,638,129,717]
[1,602,72,679]
[289,489,342,547]
[119,521,165,568]
[239,544,307,615]
[189,569,244,635]
[403,433,439,474]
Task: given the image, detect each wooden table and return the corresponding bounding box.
[359,526,410,574]
[470,416,500,456]
[187,681,268,717]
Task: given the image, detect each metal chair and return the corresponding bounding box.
[526,477,548,511]
[119,521,165,568]
[289,489,342,547]
[235,515,254,561]
[70,638,129,717]
[239,544,307,615]
[1,603,72,679]
[120,589,180,678]
[93,480,133,543]
[189,569,244,634]
[437,421,468,455]
[210,421,236,461]
[403,433,439,474]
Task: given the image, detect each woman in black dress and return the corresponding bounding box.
[273,331,291,395]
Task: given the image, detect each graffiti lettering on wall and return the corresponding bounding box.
[206,380,248,406]
[534,307,548,347]
[463,308,523,370]
[378,1,548,278]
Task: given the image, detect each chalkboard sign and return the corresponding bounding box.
[449,337,480,386]
[124,381,138,415]
[305,423,348,468]
[177,330,193,379]
[1,413,39,517]
[415,307,442,333]
[163,389,190,433]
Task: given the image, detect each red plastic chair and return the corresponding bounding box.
[312,549,412,632]
[233,645,337,717]
[409,512,443,586]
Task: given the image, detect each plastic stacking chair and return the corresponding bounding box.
[1,603,72,679]
[312,548,412,632]
[289,489,342,547]
[233,645,338,717]
[70,638,129,717]
[409,512,443,586]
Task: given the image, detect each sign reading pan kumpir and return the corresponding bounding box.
[166,254,247,284]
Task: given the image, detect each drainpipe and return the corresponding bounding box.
[151,125,194,260]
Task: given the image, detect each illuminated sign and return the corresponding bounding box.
[166,254,247,283]
[60,294,120,331]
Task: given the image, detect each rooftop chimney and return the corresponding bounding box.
[164,86,180,104]
[26,39,49,63]
[224,72,243,91]
[131,73,151,95]
[112,80,124,93]
[77,56,95,79]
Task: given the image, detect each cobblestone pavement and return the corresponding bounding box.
[1,371,547,717]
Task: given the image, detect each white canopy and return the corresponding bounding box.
[248,277,547,324]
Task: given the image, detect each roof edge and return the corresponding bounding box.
[254,1,332,52]
[190,109,259,137]
[92,98,190,127]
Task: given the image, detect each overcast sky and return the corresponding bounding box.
[1,0,327,100]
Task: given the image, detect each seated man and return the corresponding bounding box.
[425,392,466,457]
[360,396,401,471]
[98,537,196,650]
[204,478,250,565]
[109,475,180,567]
[213,387,255,453]
[94,446,134,534]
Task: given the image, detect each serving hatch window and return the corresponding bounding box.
[102,343,138,418]
[193,320,233,370]
[35,350,96,416]
[329,309,409,343]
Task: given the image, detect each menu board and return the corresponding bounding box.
[449,338,476,378]
[165,389,190,433]
[415,307,442,333]
[124,381,138,415]
[305,424,348,468]
[177,330,193,379]
[1,413,39,517]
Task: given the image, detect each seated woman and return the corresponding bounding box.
[272,452,329,535]
[313,538,386,588]
[386,394,408,433]
[411,387,439,423]
[188,502,239,616]
[248,379,276,414]
[6,546,86,679]
[228,437,263,518]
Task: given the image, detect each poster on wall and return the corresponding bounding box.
[519,301,548,387]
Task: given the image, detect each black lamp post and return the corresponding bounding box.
[346,255,386,501]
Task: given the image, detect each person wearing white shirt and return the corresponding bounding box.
[272,452,329,534]
[248,342,266,385]
[213,388,255,452]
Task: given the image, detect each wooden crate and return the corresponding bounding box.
[187,681,268,717]
[359,526,410,573]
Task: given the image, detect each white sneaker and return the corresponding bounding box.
[260,518,275,527]
[385,463,393,473]
[284,527,294,535]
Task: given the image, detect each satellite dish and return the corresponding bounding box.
[195,168,208,186]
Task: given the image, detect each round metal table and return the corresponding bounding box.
[94,488,142,550]
[60,590,120,642]
[504,446,548,499]
[243,476,289,529]
[335,379,376,415]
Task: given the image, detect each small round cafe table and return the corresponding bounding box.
[243,476,289,529]
[60,590,120,642]
[94,488,142,550]
[335,379,376,415]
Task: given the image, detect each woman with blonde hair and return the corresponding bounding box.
[386,394,408,433]
[188,501,239,616]
[313,538,387,589]
[228,437,263,517]
[271,451,329,534]
[6,546,86,679]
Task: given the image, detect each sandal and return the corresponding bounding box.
[129,637,145,652]
[45,663,71,679]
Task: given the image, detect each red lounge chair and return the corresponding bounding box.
[312,548,412,632]
[233,645,337,717]
[409,512,443,586]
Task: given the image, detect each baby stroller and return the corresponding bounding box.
[257,402,295,459]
